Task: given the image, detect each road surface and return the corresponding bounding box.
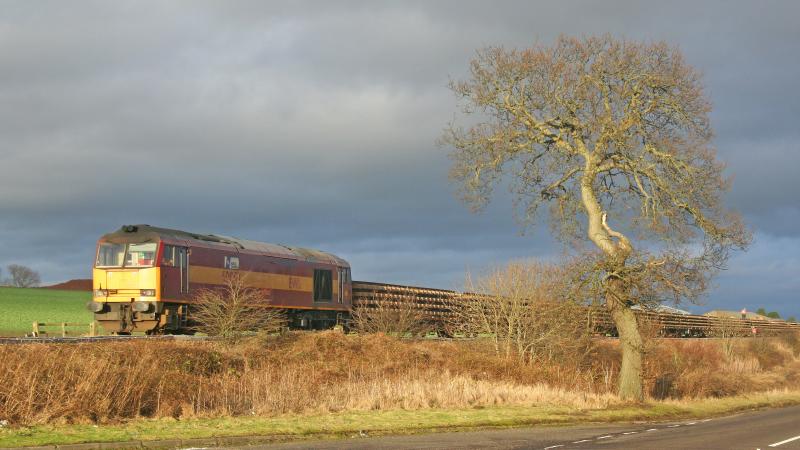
[227,404,800,450]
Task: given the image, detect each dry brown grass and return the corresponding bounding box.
[641,332,800,400]
[1,332,798,426]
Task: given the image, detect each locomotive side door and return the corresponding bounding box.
[337,268,344,304]
[160,245,189,301]
[337,267,351,304]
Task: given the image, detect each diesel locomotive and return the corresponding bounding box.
[89,225,352,334]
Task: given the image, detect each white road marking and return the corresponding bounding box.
[685,422,697,425]
[646,428,658,432]
[572,439,592,443]
[622,431,638,435]
[597,435,613,439]
[667,424,681,428]
[543,445,563,449]
[769,434,800,447]
[701,418,712,422]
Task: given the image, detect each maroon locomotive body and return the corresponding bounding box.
[90,225,352,333]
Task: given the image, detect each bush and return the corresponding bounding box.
[452,260,593,365]
[350,300,429,336]
[192,272,286,341]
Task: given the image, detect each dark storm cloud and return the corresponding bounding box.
[1,0,798,316]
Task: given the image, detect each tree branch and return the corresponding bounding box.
[540,167,581,200]
[602,211,633,257]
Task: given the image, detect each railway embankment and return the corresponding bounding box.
[1,330,799,447]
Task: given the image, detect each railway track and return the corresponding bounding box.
[352,280,800,337]
[0,335,210,345]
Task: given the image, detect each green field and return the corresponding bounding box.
[0,287,93,337]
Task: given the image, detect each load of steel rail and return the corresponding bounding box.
[352,281,800,337]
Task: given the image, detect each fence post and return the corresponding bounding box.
[32,322,40,337]
[89,322,97,337]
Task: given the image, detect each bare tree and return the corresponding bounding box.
[453,261,591,365]
[6,264,41,288]
[710,316,748,359]
[442,36,750,400]
[192,272,286,341]
[350,299,429,336]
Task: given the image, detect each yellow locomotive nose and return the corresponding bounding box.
[92,236,163,334]
[93,267,160,301]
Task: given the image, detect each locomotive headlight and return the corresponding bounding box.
[86,302,105,313]
[140,289,156,297]
[93,289,108,297]
[132,301,152,312]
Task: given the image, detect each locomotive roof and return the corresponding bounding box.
[100,224,349,266]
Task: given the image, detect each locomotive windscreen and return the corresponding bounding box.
[95,242,157,268]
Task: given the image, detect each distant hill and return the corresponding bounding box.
[44,279,92,291]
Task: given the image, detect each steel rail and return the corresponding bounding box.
[352,280,800,337]
[0,335,211,345]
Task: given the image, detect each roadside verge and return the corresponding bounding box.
[2,390,799,449]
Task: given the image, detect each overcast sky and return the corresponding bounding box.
[1,1,798,317]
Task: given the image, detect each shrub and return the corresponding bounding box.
[350,300,429,336]
[452,260,593,365]
[191,272,286,341]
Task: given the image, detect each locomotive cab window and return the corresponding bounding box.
[96,242,125,267]
[125,243,157,267]
[95,242,155,267]
[313,269,332,302]
[162,245,176,266]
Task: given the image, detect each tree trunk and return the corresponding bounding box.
[609,302,644,401]
[580,164,643,401]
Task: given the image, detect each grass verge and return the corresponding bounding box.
[2,390,799,447]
